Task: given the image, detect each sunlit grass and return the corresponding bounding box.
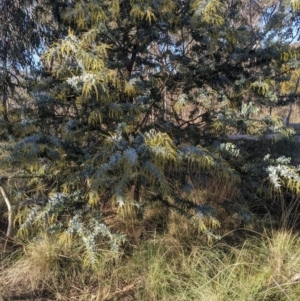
[260,103,300,125]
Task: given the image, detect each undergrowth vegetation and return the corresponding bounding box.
[2,215,300,300]
[2,129,300,300]
[1,167,300,300]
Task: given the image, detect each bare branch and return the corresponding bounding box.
[0,186,13,238]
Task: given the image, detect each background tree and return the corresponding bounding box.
[0,0,70,131]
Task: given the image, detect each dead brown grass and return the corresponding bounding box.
[259,103,300,124]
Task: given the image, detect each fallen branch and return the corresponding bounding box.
[227,134,300,142]
[227,134,261,141]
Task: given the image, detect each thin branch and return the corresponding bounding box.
[135,63,178,131]
[0,186,13,237]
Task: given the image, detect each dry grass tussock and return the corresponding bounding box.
[1,236,79,293]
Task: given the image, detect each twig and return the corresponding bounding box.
[271,277,293,301]
[103,278,143,301]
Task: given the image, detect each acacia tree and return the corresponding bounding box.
[3,0,300,257]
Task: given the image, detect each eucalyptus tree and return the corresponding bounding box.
[3,0,300,256]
